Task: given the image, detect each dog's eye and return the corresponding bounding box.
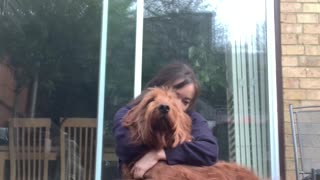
[147,98,154,104]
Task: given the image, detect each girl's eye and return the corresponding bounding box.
[182,100,190,106]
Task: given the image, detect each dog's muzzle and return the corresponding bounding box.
[158,104,170,114]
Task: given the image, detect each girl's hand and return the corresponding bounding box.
[131,149,166,179]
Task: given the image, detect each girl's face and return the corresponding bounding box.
[173,80,195,111]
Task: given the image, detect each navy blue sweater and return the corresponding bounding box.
[112,105,219,170]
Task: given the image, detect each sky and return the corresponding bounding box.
[205,0,266,41]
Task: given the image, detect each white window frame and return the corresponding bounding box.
[266,0,280,179]
[95,0,109,179]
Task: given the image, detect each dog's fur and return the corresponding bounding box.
[122,87,259,180]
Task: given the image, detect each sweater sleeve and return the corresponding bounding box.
[164,111,219,166]
[112,106,147,164]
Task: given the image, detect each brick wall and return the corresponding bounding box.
[280,0,320,179]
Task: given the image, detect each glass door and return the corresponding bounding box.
[100,0,280,179]
[0,0,104,179]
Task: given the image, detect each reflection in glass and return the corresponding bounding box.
[219,0,270,178]
[0,0,102,179]
[139,0,226,166]
[102,0,137,179]
[139,0,270,179]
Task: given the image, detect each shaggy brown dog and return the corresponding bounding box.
[122,87,259,180]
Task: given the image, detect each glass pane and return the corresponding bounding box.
[0,0,102,179]
[220,0,270,177]
[102,0,137,179]
[140,0,270,179]
[101,0,273,179]
[141,0,229,158]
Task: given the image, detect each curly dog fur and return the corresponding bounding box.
[122,87,259,180]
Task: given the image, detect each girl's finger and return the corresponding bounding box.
[130,166,136,175]
[134,169,143,179]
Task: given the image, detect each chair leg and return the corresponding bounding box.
[312,169,316,180]
[0,159,5,180]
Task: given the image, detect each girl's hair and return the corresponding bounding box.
[129,62,200,111]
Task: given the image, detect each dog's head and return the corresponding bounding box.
[123,87,192,149]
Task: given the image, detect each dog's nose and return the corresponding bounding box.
[159,104,170,114]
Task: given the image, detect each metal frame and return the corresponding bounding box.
[134,0,144,98]
[289,104,300,180]
[266,0,281,178]
[289,104,320,180]
[95,0,109,179]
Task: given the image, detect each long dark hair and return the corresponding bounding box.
[129,62,200,111]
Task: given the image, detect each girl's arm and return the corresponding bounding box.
[164,111,219,166]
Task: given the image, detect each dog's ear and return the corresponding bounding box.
[122,88,156,127]
[122,89,158,146]
[170,107,192,147]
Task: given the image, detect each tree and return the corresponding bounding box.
[0,0,102,118]
[142,0,227,106]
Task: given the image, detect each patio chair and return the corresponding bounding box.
[60,118,96,180]
[8,118,53,180]
[289,105,320,180]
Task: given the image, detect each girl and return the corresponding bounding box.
[113,62,219,179]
